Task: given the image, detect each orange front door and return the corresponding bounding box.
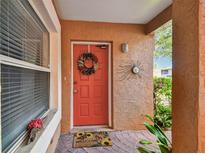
[73,43,108,126]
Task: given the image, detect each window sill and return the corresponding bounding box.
[15,109,59,153]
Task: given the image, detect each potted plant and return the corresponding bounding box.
[27,118,43,144]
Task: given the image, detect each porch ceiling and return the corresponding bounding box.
[54,0,172,24]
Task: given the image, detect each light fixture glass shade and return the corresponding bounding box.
[121,43,129,53]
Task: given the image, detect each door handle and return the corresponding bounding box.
[73,89,78,93]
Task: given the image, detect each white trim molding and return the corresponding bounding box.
[70,41,112,129]
[0,55,50,73]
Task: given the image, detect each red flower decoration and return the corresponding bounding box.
[28,118,43,130]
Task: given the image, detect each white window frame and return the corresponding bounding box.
[0,0,51,152]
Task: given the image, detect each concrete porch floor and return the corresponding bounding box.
[55,128,171,153]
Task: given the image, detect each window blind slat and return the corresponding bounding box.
[0,39,41,63]
[1,22,42,63]
[1,82,46,101]
[1,91,46,111]
[2,95,47,126]
[2,95,47,125]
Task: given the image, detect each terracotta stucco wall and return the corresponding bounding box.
[172,0,199,151]
[172,0,205,152]
[61,20,154,133]
[198,0,205,151]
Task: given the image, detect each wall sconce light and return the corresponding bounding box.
[121,43,129,53]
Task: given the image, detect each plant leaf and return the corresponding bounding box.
[139,140,153,145]
[157,142,171,153]
[146,114,154,122]
[144,122,168,146]
[144,122,156,134]
[154,123,171,145]
[137,147,155,153]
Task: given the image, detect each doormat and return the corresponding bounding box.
[73,131,112,148]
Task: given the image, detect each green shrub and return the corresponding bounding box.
[154,102,172,129]
[154,77,172,129]
[154,77,172,104]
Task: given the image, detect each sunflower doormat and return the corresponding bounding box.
[73,131,112,148]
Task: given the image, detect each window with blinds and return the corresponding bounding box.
[0,0,50,152]
[0,0,49,67]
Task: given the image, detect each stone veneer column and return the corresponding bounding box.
[172,0,205,152]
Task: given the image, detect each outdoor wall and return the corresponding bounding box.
[61,20,154,133]
[172,0,205,152]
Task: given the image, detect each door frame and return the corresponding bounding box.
[70,41,112,129]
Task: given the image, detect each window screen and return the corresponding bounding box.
[0,0,50,152]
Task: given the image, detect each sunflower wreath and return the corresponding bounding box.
[77,52,98,75]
